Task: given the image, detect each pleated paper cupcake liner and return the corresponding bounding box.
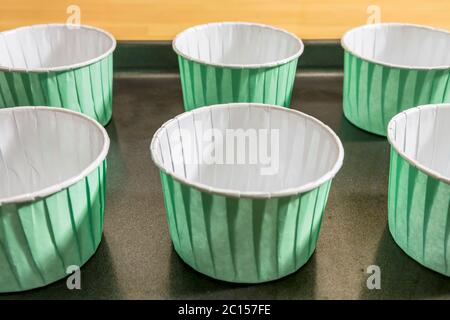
[150,103,344,283]
[0,107,110,292]
[0,161,107,292]
[160,172,332,283]
[387,104,450,276]
[342,23,450,136]
[173,22,303,111]
[0,24,116,126]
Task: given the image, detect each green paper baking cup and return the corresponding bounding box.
[0,24,116,126]
[387,103,450,276]
[173,22,304,111]
[0,107,109,292]
[150,103,344,283]
[342,23,450,136]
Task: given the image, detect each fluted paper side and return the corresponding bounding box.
[0,55,113,126]
[160,171,332,283]
[178,56,298,111]
[388,149,450,276]
[0,160,107,292]
[343,51,450,136]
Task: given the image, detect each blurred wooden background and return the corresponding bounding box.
[0,0,449,40]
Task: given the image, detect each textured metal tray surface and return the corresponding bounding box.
[1,72,449,299]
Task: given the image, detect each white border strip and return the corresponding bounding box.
[341,22,450,70]
[173,21,304,69]
[0,106,110,205]
[0,23,116,73]
[150,103,344,199]
[387,103,450,184]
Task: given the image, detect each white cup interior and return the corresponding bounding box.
[0,107,108,203]
[0,24,115,71]
[173,22,303,67]
[342,24,450,68]
[151,103,343,197]
[388,104,450,181]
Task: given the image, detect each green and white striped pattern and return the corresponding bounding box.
[178,56,298,111]
[388,149,449,276]
[0,55,113,126]
[0,160,107,292]
[160,172,332,283]
[343,51,450,136]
